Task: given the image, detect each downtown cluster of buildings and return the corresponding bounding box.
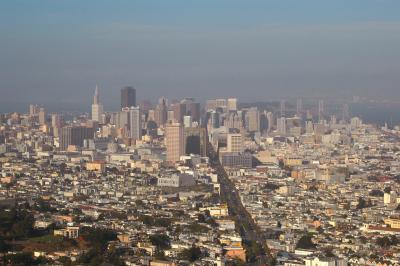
[0,87,400,265]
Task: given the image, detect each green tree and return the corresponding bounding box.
[4,252,36,266]
[178,247,202,262]
[0,237,9,252]
[149,234,171,250]
[154,218,172,228]
[80,227,117,251]
[296,234,316,250]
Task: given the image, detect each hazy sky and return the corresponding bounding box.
[1,0,400,110]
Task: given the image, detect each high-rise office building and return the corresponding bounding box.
[155,97,168,126]
[39,107,46,125]
[227,133,243,153]
[128,106,142,141]
[121,86,136,108]
[224,112,243,130]
[227,98,238,111]
[215,99,227,109]
[165,123,185,162]
[280,100,286,118]
[183,115,192,128]
[170,103,186,123]
[29,104,40,117]
[60,126,95,150]
[51,114,62,128]
[184,127,207,156]
[318,100,324,122]
[210,111,220,129]
[296,98,303,117]
[245,107,260,132]
[181,98,200,122]
[342,103,350,122]
[119,107,142,140]
[51,114,62,137]
[91,85,104,122]
[266,112,274,133]
[277,117,287,135]
[260,111,268,133]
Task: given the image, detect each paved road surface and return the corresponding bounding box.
[207,143,273,265]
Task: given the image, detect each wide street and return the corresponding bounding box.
[207,143,273,265]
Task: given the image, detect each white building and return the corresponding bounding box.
[157,173,196,187]
[119,106,142,140]
[183,115,192,128]
[304,257,347,266]
[91,85,104,122]
[384,191,397,205]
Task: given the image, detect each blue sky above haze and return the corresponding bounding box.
[0,0,400,110]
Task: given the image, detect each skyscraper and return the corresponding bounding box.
[51,113,62,137]
[342,103,349,122]
[227,133,243,153]
[266,112,274,134]
[119,107,142,140]
[210,111,220,129]
[280,100,286,118]
[91,85,104,122]
[181,98,200,122]
[155,97,168,126]
[318,100,324,122]
[245,107,260,132]
[165,123,185,162]
[29,104,40,117]
[59,126,95,150]
[184,127,207,156]
[227,98,238,111]
[183,115,192,128]
[121,86,136,108]
[170,103,186,123]
[128,106,142,141]
[38,107,46,125]
[277,117,287,135]
[296,98,303,117]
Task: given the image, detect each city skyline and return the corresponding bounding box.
[1,1,400,107]
[1,2,400,265]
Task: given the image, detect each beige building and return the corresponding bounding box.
[227,133,243,153]
[54,226,80,239]
[245,107,260,132]
[227,98,238,111]
[165,123,185,162]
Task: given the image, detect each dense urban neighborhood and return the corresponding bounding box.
[1,91,400,265]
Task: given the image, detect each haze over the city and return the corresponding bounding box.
[4,2,400,265]
[1,0,400,110]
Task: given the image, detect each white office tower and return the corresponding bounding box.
[266,112,274,133]
[318,99,324,122]
[91,85,104,122]
[280,100,286,117]
[227,133,243,152]
[277,117,287,135]
[227,98,238,111]
[129,106,142,141]
[120,107,142,141]
[245,107,260,132]
[183,115,192,128]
